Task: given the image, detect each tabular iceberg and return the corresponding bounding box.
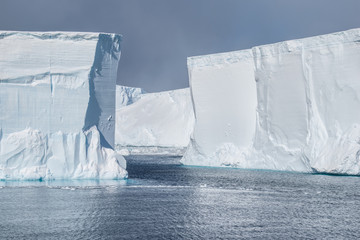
[0,31,127,180]
[115,87,195,155]
[182,28,360,175]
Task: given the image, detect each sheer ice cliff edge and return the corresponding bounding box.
[0,31,127,180]
[182,28,360,175]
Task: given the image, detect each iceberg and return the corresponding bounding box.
[182,28,360,175]
[115,87,195,155]
[0,31,127,180]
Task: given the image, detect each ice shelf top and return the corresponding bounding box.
[187,28,360,69]
[0,31,122,41]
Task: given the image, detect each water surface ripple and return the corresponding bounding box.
[0,155,359,239]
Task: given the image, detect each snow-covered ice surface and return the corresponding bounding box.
[0,31,127,180]
[115,87,195,155]
[116,85,145,108]
[182,28,360,175]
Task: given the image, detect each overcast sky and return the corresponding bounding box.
[1,0,360,92]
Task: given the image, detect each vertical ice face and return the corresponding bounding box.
[182,50,257,167]
[0,32,95,135]
[83,34,121,148]
[253,29,360,173]
[183,28,360,175]
[0,31,127,180]
[252,41,311,171]
[301,30,360,174]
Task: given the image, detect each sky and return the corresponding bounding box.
[0,0,360,92]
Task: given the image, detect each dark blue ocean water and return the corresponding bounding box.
[1,155,360,239]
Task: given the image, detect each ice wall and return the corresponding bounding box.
[183,28,360,175]
[115,87,195,154]
[183,51,257,166]
[0,31,127,180]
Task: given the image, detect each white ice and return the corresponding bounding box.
[182,28,360,175]
[115,87,195,155]
[116,85,145,108]
[0,31,127,180]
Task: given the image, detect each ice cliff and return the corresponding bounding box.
[0,31,127,180]
[115,87,195,155]
[182,28,360,175]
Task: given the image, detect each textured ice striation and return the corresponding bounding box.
[0,31,127,180]
[115,87,195,155]
[182,28,360,175]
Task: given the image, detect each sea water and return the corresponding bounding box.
[0,155,359,239]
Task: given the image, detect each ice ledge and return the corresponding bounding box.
[254,28,360,57]
[0,31,122,41]
[188,28,360,70]
[187,49,253,70]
